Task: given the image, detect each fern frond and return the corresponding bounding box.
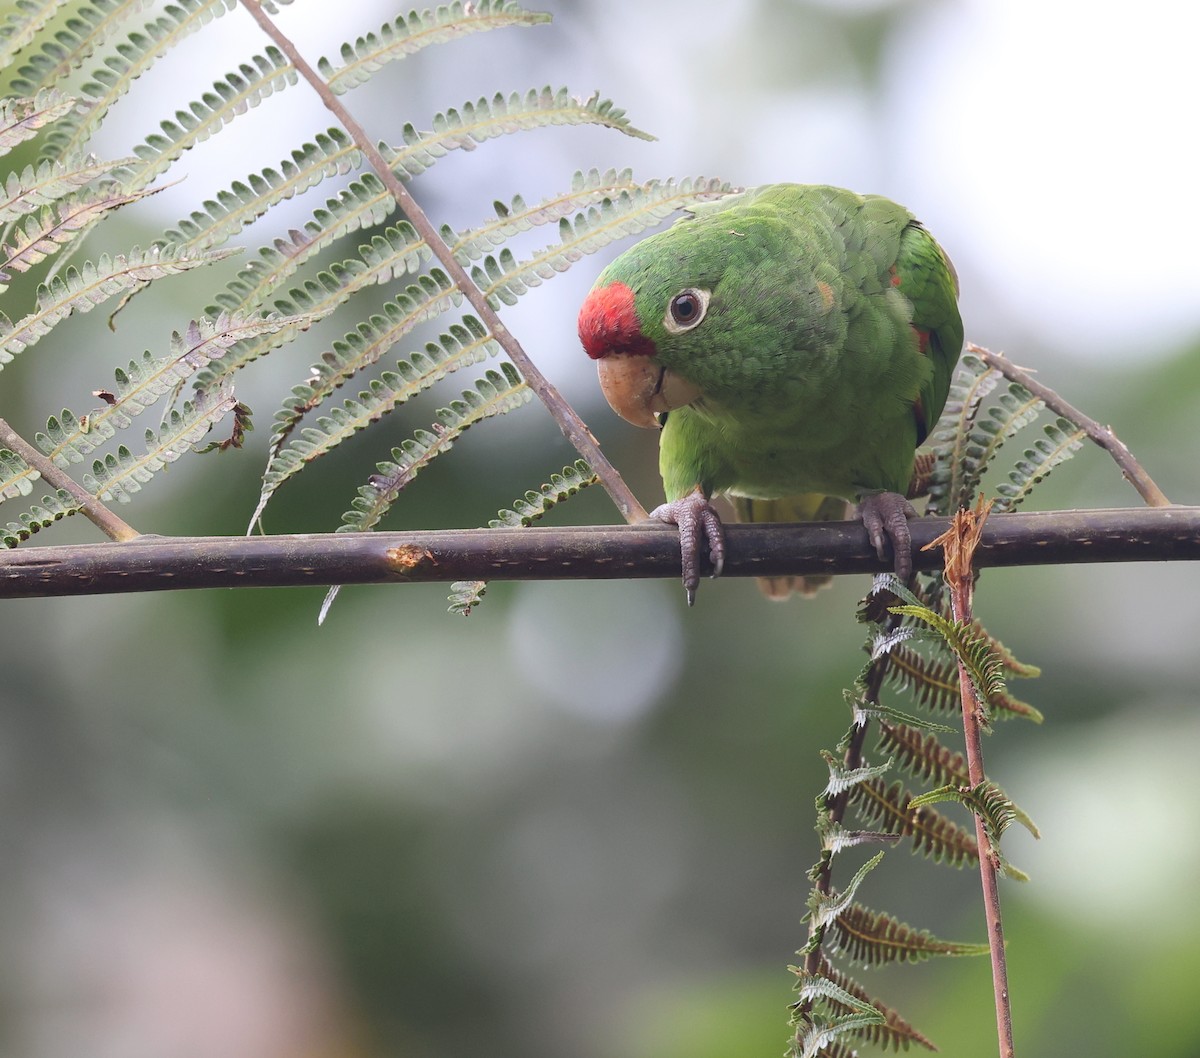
[0,245,239,369]
[816,821,901,857]
[1,488,77,546]
[994,415,1087,513]
[0,153,135,223]
[793,1013,886,1058]
[8,0,152,95]
[872,583,1043,722]
[83,386,236,502]
[202,171,403,321]
[265,292,483,463]
[196,152,655,328]
[820,753,893,799]
[971,619,1041,679]
[805,852,884,938]
[909,780,1039,844]
[472,177,737,306]
[448,460,599,615]
[0,0,72,70]
[0,90,77,154]
[448,168,643,261]
[796,956,937,1053]
[928,357,1046,515]
[200,226,430,385]
[488,459,598,527]
[447,579,487,616]
[336,363,530,534]
[885,637,1043,724]
[391,86,653,173]
[40,0,238,162]
[1,183,157,275]
[472,178,734,304]
[846,777,979,869]
[159,129,358,251]
[882,642,962,714]
[925,352,999,516]
[791,973,885,1058]
[0,447,37,500]
[964,382,1043,484]
[320,1,552,95]
[215,216,428,318]
[126,46,298,187]
[253,334,495,520]
[36,314,306,468]
[876,721,970,789]
[830,902,988,967]
[887,604,1007,720]
[189,133,658,329]
[867,622,915,661]
[843,693,956,736]
[432,86,652,151]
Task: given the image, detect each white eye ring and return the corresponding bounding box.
[663,287,710,334]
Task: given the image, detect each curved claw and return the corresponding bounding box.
[649,489,725,605]
[858,491,918,583]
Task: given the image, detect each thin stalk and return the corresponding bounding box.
[926,498,1014,1058]
[970,343,1170,508]
[237,0,648,523]
[0,418,139,542]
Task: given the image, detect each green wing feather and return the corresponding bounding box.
[894,221,963,443]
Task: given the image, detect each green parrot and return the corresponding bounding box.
[577,183,963,603]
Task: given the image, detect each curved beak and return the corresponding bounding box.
[597,355,702,429]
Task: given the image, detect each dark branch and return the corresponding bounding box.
[2,506,1197,599]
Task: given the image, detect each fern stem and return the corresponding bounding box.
[237,0,649,523]
[969,343,1171,508]
[0,417,139,542]
[926,499,1015,1058]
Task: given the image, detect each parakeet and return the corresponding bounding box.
[577,183,963,603]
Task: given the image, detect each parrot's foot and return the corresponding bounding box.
[858,491,918,583]
[649,490,725,606]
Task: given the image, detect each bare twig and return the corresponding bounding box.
[970,343,1171,508]
[925,497,1014,1058]
[238,0,648,523]
[0,418,139,542]
[2,506,1198,599]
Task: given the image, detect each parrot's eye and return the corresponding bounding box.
[664,287,710,333]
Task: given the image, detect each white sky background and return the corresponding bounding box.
[103,0,1200,401]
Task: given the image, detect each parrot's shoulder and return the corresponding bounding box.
[677,184,914,259]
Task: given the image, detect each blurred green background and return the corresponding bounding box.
[2,1,1199,1056]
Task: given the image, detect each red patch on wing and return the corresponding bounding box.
[578,281,657,360]
[889,265,902,287]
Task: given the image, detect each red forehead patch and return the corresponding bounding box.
[578,281,657,360]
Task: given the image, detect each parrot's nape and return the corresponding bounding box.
[577,183,964,604]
